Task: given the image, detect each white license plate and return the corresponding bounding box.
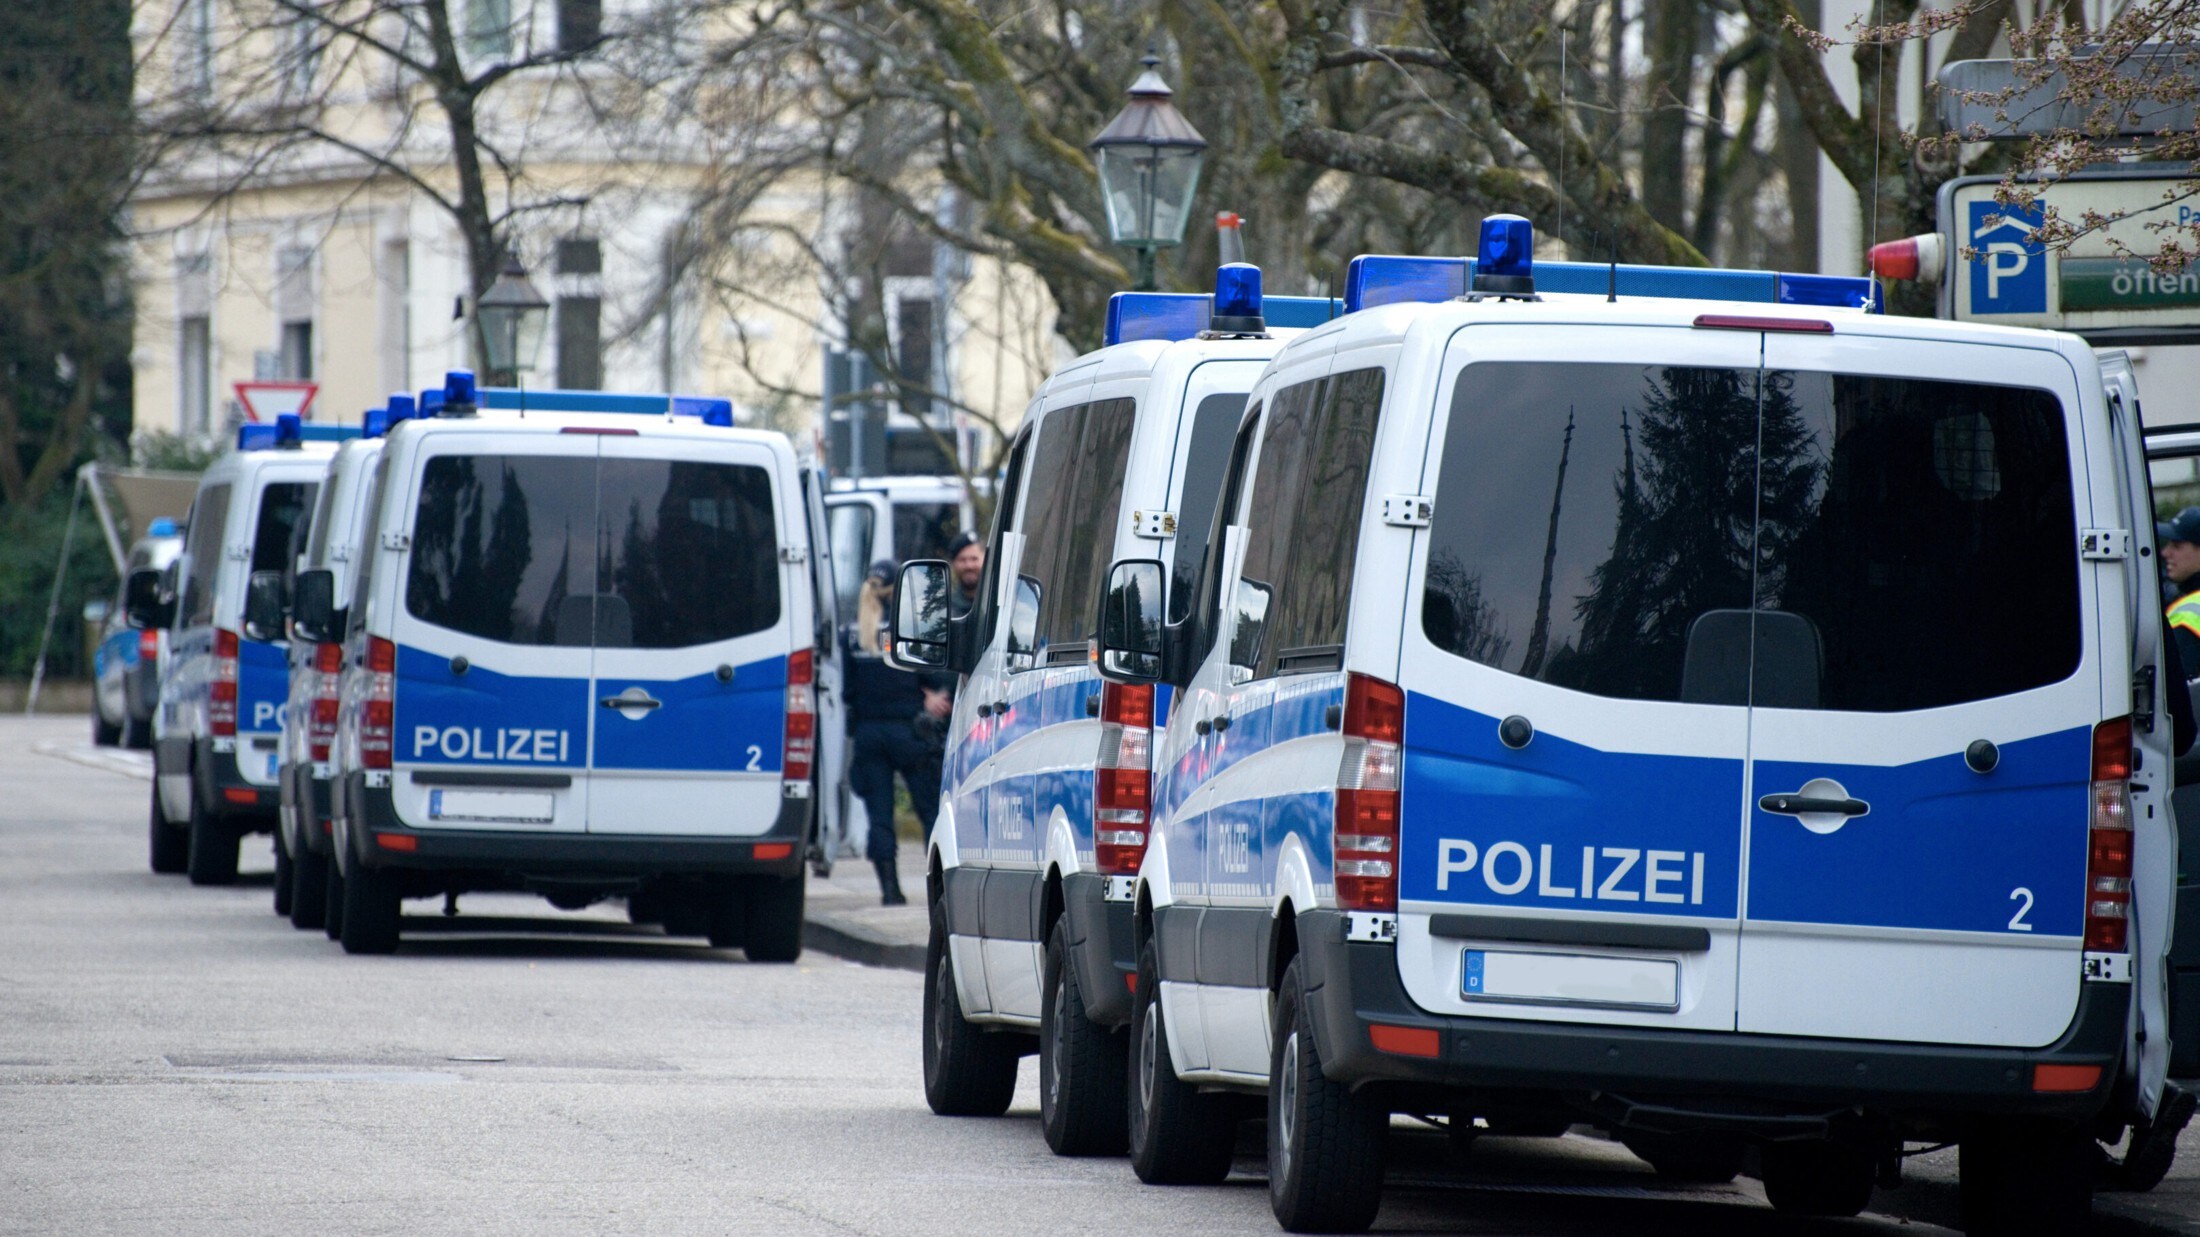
[427,789,555,825]
[1463,948,1679,1011]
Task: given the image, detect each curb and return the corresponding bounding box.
[803,913,925,971]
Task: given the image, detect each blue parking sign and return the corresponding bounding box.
[1967,199,2047,315]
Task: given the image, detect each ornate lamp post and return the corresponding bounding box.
[475,248,550,386]
[1089,54,1208,291]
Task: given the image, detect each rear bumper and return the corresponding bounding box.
[1064,872,1137,1027]
[186,737,278,827]
[1296,908,2126,1125]
[343,775,810,880]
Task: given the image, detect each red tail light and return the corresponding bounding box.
[360,637,396,770]
[1095,682,1155,875]
[138,628,159,661]
[308,641,343,762]
[783,648,815,782]
[2086,717,2135,952]
[209,628,240,737]
[1335,674,1405,912]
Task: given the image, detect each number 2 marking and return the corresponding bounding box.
[2008,887,2035,932]
[746,744,763,772]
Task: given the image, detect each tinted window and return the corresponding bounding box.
[974,430,1032,647]
[597,459,781,647]
[1189,409,1261,667]
[828,501,876,618]
[1169,393,1248,625]
[1422,364,1759,703]
[407,455,599,646]
[1238,369,1383,676]
[346,458,389,630]
[1018,398,1136,658]
[305,472,341,567]
[1760,373,2077,711]
[263,483,317,587]
[180,483,231,628]
[893,501,961,564]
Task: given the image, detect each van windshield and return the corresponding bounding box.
[1421,363,2079,712]
[252,482,316,576]
[407,454,781,648]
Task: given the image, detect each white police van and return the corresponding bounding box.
[889,270,1337,1153]
[135,416,347,885]
[311,373,837,957]
[1090,218,2180,1233]
[273,397,408,932]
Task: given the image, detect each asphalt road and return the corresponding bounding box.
[6,714,2200,1235]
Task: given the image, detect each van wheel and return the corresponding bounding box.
[185,785,239,886]
[742,872,805,963]
[1961,1119,2093,1235]
[322,857,346,940]
[93,710,122,747]
[702,881,746,948]
[148,786,188,874]
[1268,955,1385,1232]
[123,714,151,750]
[1039,915,1129,1156]
[289,839,328,930]
[1761,1139,1874,1218]
[272,831,294,916]
[339,861,402,955]
[1128,938,1235,1184]
[923,901,1018,1116]
[1621,1131,1745,1183]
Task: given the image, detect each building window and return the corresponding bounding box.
[276,246,314,380]
[181,0,215,98]
[555,236,602,390]
[557,0,601,52]
[285,12,321,94]
[893,295,935,417]
[180,317,211,434]
[280,322,313,381]
[466,0,513,59]
[379,240,410,396]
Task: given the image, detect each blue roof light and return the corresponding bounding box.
[1343,253,1882,315]
[386,393,417,427]
[474,387,736,422]
[418,388,445,416]
[1472,214,1536,294]
[236,422,359,451]
[442,369,478,414]
[1103,291,1340,345]
[362,408,390,438]
[1211,263,1266,333]
[147,517,179,537]
[1777,272,1881,311]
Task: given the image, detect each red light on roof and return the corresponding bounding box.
[1693,314,1834,334]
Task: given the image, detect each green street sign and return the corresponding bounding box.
[2062,258,2200,313]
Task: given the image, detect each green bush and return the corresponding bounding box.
[0,489,121,679]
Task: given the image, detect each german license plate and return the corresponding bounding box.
[427,789,554,825]
[1463,948,1679,1011]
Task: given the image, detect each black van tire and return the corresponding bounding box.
[322,856,345,940]
[1039,915,1129,1156]
[185,784,239,886]
[923,901,1018,1116]
[1268,956,1385,1233]
[93,709,122,747]
[339,861,401,955]
[742,872,805,963]
[149,786,189,875]
[1128,939,1236,1185]
[272,831,294,916]
[123,714,151,750]
[703,881,745,948]
[1960,1119,2093,1235]
[1761,1139,1874,1218]
[289,839,328,930]
[1621,1131,1745,1183]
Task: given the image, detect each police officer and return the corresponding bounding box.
[947,530,984,618]
[2166,509,2200,673]
[845,562,949,905]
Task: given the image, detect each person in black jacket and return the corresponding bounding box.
[845,561,950,905]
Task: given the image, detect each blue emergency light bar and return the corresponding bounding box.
[1343,253,1880,314]
[1103,292,1341,346]
[147,517,179,537]
[237,414,360,451]
[477,387,737,425]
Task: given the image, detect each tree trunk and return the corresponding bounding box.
[1642,0,1700,234]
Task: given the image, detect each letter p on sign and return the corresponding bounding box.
[1436,839,1478,891]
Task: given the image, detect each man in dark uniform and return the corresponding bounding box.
[846,561,951,905]
[946,529,984,619]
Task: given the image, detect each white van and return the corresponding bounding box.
[1091,219,2178,1233]
[274,398,406,932]
[308,374,838,957]
[891,271,1337,1154]
[133,416,348,885]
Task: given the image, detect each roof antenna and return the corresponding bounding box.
[1607,232,1619,303]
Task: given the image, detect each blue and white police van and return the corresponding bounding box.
[888,270,1337,1153]
[94,517,183,749]
[311,373,836,958]
[274,399,406,932]
[134,416,346,884]
[1085,218,2181,1233]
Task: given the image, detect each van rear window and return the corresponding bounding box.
[1420,363,2079,712]
[407,455,780,648]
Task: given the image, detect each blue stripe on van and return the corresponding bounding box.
[395,646,590,768]
[594,656,788,774]
[1397,692,1745,918]
[239,638,290,734]
[1746,724,2089,937]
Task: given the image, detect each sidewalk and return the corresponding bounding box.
[802,840,928,971]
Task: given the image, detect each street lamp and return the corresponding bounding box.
[1089,53,1208,292]
[475,248,550,386]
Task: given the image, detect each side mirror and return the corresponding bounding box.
[887,560,951,671]
[243,570,288,642]
[1005,576,1042,672]
[124,568,173,630]
[1097,559,1166,682]
[292,569,336,643]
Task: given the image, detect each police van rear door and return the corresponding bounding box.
[1736,331,2096,1045]
[585,433,796,837]
[1398,324,1760,1032]
[391,431,597,835]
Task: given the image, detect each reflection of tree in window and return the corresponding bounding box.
[1423,551,1511,666]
